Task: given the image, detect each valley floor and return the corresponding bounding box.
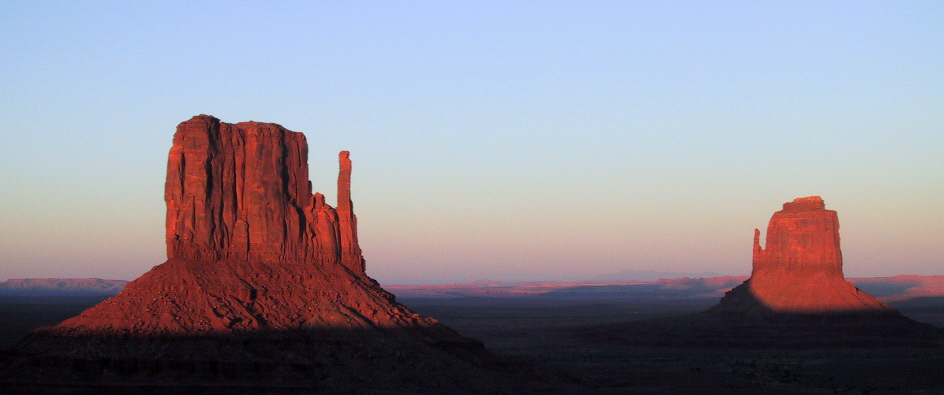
[2,295,943,394]
[404,297,944,395]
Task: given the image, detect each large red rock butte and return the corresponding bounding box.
[715,196,891,314]
[3,115,516,393]
[29,115,426,335]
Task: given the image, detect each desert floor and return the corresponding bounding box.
[3,295,943,394]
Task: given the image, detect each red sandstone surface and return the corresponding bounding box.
[42,258,439,335]
[164,116,364,273]
[715,196,893,314]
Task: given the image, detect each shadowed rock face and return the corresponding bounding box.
[715,196,891,315]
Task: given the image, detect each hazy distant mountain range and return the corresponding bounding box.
[0,278,129,296]
[2,276,942,302]
[591,270,727,282]
[385,277,748,299]
[386,275,944,301]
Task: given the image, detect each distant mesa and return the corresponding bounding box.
[711,196,892,315]
[574,196,943,348]
[697,196,944,345]
[1,115,520,393]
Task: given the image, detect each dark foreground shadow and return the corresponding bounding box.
[0,296,111,349]
[402,295,944,395]
[0,326,576,395]
[569,284,944,350]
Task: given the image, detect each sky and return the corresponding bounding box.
[1,2,942,285]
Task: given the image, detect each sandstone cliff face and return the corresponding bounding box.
[164,115,364,272]
[715,196,891,315]
[752,196,842,278]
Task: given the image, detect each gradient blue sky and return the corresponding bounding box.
[1,2,942,284]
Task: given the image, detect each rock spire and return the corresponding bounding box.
[336,150,365,273]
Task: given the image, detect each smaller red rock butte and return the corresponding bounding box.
[717,196,891,314]
[752,196,842,278]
